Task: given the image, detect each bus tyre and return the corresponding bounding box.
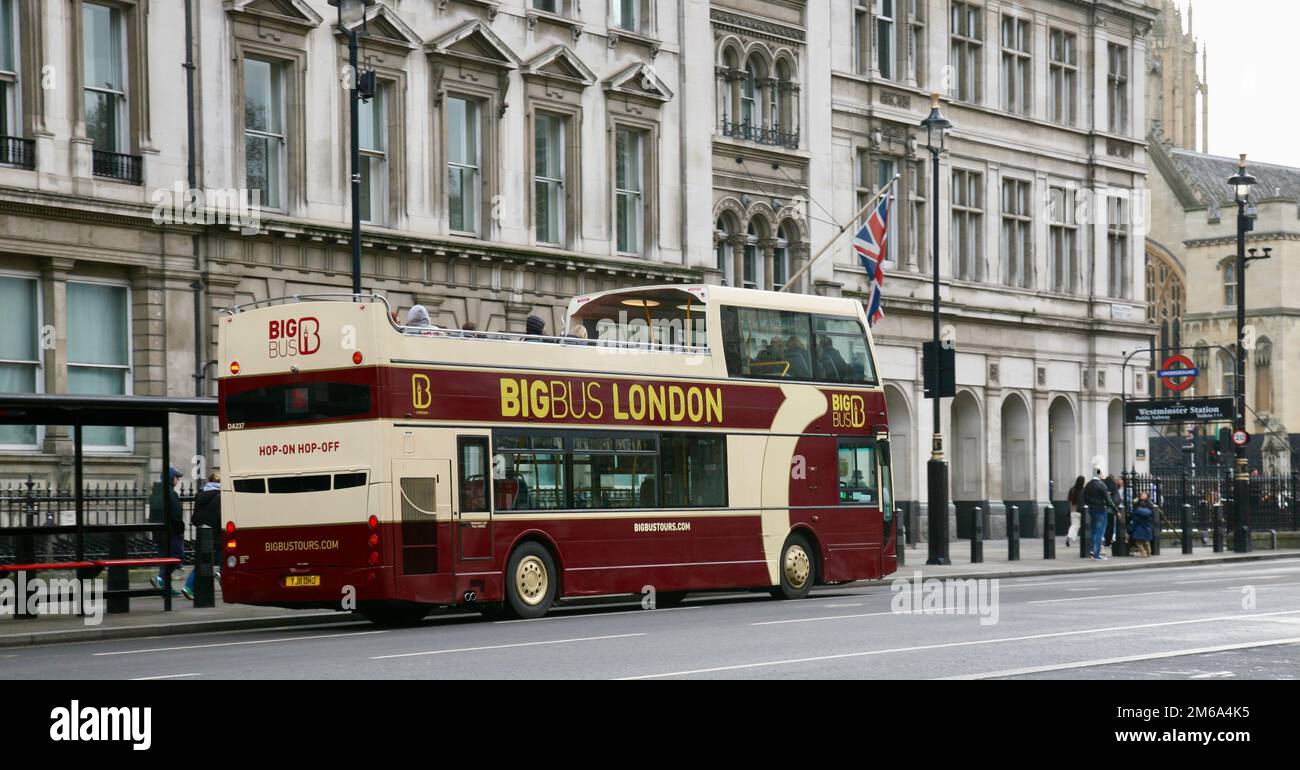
[771,533,815,600]
[506,542,557,620]
[359,602,428,627]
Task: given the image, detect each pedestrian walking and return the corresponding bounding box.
[149,467,185,595]
[1082,471,1117,560]
[1103,475,1122,547]
[1129,492,1157,557]
[184,472,222,600]
[1066,475,1085,547]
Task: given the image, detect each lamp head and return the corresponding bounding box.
[918,92,953,151]
[1228,153,1258,203]
[328,0,372,26]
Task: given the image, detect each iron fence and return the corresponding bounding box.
[1123,470,1299,533]
[0,480,202,565]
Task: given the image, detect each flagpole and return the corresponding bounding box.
[777,174,900,293]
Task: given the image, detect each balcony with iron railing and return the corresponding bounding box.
[92,149,143,184]
[720,120,800,150]
[0,135,35,169]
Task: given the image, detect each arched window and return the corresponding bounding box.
[740,60,760,129]
[774,58,797,146]
[1221,257,1237,306]
[773,222,792,289]
[743,220,765,289]
[1217,349,1234,396]
[1256,337,1273,414]
[718,46,740,129]
[716,213,739,287]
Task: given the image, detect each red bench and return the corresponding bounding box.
[1,558,184,614]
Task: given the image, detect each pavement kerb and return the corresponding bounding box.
[2,550,1297,649]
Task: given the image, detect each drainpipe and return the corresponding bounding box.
[184,0,207,468]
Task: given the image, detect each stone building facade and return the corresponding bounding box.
[0,0,1160,530]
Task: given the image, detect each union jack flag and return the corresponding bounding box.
[853,189,892,327]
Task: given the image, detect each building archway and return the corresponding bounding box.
[1001,393,1033,532]
[1108,398,1124,475]
[950,390,986,537]
[884,384,912,517]
[1048,396,1077,515]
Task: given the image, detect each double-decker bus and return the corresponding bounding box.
[216,285,896,624]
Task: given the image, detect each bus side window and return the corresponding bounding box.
[836,441,878,506]
[457,437,490,513]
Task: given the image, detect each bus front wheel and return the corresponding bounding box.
[505,542,558,620]
[770,533,815,600]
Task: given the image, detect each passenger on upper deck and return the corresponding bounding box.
[525,314,552,341]
[785,335,812,379]
[405,305,439,336]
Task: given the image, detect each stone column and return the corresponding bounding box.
[39,258,75,471]
[760,237,777,290]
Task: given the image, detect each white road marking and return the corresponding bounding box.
[495,607,700,624]
[751,611,896,626]
[940,638,1300,680]
[1189,671,1236,679]
[1028,591,1176,605]
[130,673,202,680]
[94,630,388,656]
[371,633,646,660]
[1176,575,1283,584]
[618,609,1300,679]
[823,603,865,608]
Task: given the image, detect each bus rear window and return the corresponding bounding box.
[225,382,372,425]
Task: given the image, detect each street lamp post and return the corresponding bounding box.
[329,0,376,297]
[1227,154,1257,552]
[920,94,952,565]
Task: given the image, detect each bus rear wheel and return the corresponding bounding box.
[506,542,557,620]
[770,533,815,600]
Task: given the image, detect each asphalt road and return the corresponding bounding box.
[4,560,1300,680]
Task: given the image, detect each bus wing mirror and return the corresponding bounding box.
[877,438,891,467]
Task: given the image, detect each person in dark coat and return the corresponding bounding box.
[149,467,185,595]
[1129,492,1156,557]
[184,472,222,600]
[1081,472,1117,560]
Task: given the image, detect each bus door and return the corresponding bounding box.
[391,459,452,578]
[454,434,494,563]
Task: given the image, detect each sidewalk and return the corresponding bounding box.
[2,539,1298,648]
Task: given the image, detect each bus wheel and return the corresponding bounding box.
[770,534,815,600]
[359,602,428,627]
[506,542,557,620]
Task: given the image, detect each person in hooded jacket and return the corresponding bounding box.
[1081,472,1117,560]
[1129,492,1156,557]
[184,473,223,600]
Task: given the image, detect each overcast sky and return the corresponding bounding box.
[1171,0,1300,168]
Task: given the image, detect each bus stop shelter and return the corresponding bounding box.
[0,393,218,612]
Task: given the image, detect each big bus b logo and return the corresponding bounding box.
[412,374,433,410]
[268,317,320,358]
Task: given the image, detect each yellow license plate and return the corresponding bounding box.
[285,575,321,587]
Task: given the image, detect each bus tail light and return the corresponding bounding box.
[226,521,236,534]
[367,515,378,530]
[226,540,237,551]
[368,533,379,547]
[352,351,363,365]
[229,361,240,375]
[368,551,380,565]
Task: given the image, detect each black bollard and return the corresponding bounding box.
[194,526,216,608]
[1182,503,1193,555]
[971,506,983,563]
[1080,506,1092,558]
[1213,502,1224,553]
[1112,505,1128,557]
[1007,505,1020,561]
[1151,504,1162,556]
[1043,505,1056,559]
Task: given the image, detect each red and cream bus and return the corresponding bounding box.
[217,285,897,624]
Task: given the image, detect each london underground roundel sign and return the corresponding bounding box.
[1158,354,1198,392]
